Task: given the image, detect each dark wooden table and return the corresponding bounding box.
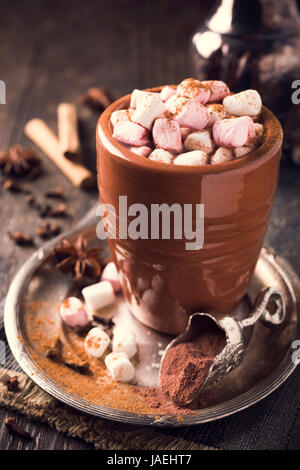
[0,0,299,450]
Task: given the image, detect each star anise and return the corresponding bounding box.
[0,145,40,178]
[51,235,103,282]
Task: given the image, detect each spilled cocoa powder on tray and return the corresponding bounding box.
[23,299,226,419]
[160,325,226,405]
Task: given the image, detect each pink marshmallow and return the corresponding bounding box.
[129,145,152,157]
[113,121,150,147]
[177,78,211,104]
[212,116,255,148]
[59,297,89,328]
[180,127,193,140]
[169,97,209,130]
[160,86,177,102]
[152,118,183,153]
[101,261,121,292]
[202,80,230,102]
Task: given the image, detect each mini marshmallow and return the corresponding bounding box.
[84,327,110,359]
[210,147,234,164]
[202,80,230,102]
[160,86,176,102]
[248,122,264,146]
[82,280,115,312]
[234,146,254,158]
[223,89,262,117]
[132,94,166,130]
[174,150,209,166]
[59,297,90,328]
[129,145,152,157]
[130,89,159,108]
[213,116,255,148]
[177,78,210,104]
[149,149,173,164]
[184,130,214,154]
[180,127,193,140]
[205,104,227,127]
[113,121,150,146]
[112,325,137,358]
[152,118,182,152]
[105,352,135,383]
[110,109,133,127]
[168,97,209,130]
[101,261,121,292]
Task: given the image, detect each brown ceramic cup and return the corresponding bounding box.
[97,87,283,335]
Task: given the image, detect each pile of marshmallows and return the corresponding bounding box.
[59,261,136,383]
[110,78,264,165]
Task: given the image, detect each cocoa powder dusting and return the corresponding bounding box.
[160,326,226,405]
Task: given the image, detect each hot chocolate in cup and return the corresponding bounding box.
[96,86,283,335]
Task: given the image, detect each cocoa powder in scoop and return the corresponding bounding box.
[160,325,226,405]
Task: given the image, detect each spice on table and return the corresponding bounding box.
[0,373,19,392]
[2,179,31,193]
[79,86,114,112]
[0,145,41,179]
[4,417,32,439]
[44,187,65,199]
[7,231,34,246]
[160,327,226,405]
[57,103,82,162]
[40,203,68,218]
[36,223,61,240]
[51,235,103,282]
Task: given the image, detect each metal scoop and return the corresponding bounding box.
[160,286,286,406]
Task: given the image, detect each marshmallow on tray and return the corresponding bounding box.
[223,89,262,117]
[132,93,166,130]
[213,116,255,148]
[84,326,110,359]
[202,80,230,102]
[174,150,209,166]
[101,261,121,292]
[113,121,150,146]
[168,97,209,130]
[112,325,137,358]
[105,352,135,383]
[149,149,173,164]
[211,147,234,164]
[184,129,214,154]
[152,118,183,153]
[177,78,210,104]
[59,297,90,328]
[82,280,115,312]
[160,86,176,102]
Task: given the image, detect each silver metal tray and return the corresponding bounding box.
[4,208,300,427]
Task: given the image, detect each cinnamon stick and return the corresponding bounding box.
[57,103,81,161]
[24,119,95,189]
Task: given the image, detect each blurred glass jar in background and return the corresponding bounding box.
[190,0,300,164]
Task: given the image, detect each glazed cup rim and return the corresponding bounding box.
[97,85,283,174]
